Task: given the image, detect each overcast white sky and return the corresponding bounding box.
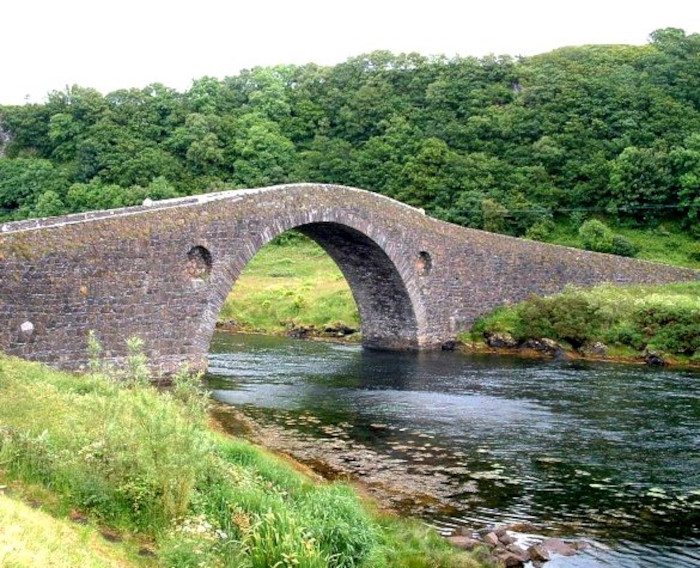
[3,0,698,105]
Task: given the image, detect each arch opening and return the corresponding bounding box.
[297,223,420,350]
[187,245,212,280]
[212,222,420,351]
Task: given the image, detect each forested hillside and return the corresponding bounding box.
[1,28,698,245]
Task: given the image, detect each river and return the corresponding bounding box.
[206,332,700,567]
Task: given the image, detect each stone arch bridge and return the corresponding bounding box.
[0,184,697,373]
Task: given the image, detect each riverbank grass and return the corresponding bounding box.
[219,235,360,335]
[0,355,486,568]
[0,492,150,568]
[465,282,700,363]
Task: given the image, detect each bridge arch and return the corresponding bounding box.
[199,215,425,356]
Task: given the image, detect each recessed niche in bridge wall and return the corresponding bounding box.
[417,251,433,276]
[186,245,212,280]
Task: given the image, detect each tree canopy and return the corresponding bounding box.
[1,28,698,237]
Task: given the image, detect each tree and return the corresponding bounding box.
[231,113,297,187]
[0,158,70,216]
[32,190,65,218]
[609,146,673,219]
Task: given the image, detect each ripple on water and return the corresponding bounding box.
[207,333,700,568]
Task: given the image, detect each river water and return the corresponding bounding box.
[206,332,700,567]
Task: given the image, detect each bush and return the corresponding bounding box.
[525,218,555,241]
[579,219,614,253]
[603,323,645,351]
[633,303,700,354]
[690,242,700,262]
[579,219,639,257]
[515,294,601,348]
[270,230,309,246]
[611,234,638,257]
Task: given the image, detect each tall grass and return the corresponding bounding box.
[0,354,485,568]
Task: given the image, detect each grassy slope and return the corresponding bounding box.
[543,220,700,269]
[0,493,147,568]
[0,355,485,568]
[219,237,360,334]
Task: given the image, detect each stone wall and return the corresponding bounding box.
[0,184,697,372]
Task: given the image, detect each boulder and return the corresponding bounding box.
[530,538,577,559]
[506,543,530,561]
[645,350,667,366]
[485,331,518,348]
[528,544,551,562]
[446,536,482,551]
[523,338,562,354]
[582,341,608,356]
[286,325,312,339]
[498,552,526,567]
[483,532,501,547]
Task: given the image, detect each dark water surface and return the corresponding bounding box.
[206,333,700,567]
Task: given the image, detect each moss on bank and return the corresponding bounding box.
[0,355,486,568]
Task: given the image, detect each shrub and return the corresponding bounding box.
[579,219,614,253]
[525,218,555,241]
[603,323,645,351]
[633,302,700,354]
[270,230,309,246]
[611,234,638,257]
[690,242,700,262]
[515,294,600,348]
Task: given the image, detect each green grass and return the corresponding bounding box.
[465,282,700,363]
[219,235,360,335]
[0,355,486,568]
[0,492,150,568]
[542,219,700,269]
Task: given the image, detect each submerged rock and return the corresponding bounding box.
[529,538,578,561]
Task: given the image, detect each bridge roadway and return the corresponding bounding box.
[0,184,696,372]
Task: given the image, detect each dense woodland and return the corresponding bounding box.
[1,28,699,243]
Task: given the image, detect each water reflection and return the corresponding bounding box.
[207,333,700,567]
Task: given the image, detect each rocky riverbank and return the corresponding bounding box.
[216,320,360,342]
[456,331,700,369]
[210,403,596,567]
